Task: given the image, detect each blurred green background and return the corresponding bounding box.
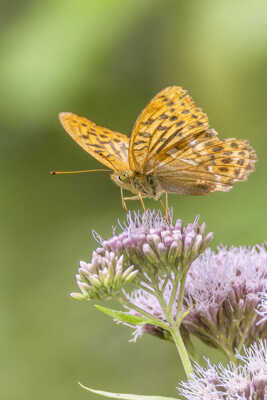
[2,1,267,399]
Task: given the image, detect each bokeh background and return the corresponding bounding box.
[2,1,267,399]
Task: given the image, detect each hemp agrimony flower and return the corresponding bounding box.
[94,209,213,281]
[257,292,267,326]
[183,245,267,359]
[178,340,267,400]
[124,244,267,361]
[71,208,267,400]
[72,209,213,378]
[71,250,138,300]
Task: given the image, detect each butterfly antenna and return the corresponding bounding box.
[50,169,110,175]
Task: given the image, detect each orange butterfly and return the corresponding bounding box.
[56,86,257,213]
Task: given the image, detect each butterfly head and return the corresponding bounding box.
[110,171,133,191]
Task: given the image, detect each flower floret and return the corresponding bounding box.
[71,250,138,301]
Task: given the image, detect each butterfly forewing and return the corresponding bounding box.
[59,112,130,172]
[129,86,209,173]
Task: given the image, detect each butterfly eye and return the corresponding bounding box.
[118,174,129,183]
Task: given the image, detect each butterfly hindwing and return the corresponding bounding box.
[59,113,129,172]
[155,130,257,195]
[129,86,257,194]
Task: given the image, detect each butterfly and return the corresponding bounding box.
[57,86,257,213]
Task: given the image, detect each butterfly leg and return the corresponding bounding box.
[165,191,169,211]
[137,192,149,225]
[159,192,170,225]
[137,192,146,213]
[122,193,146,212]
[122,194,141,214]
[159,198,165,213]
[120,188,128,211]
[165,192,170,225]
[165,191,170,221]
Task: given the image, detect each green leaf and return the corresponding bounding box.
[95,305,156,326]
[78,383,177,400]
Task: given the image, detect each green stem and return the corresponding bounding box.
[161,274,170,293]
[118,296,169,331]
[154,284,169,318]
[176,270,187,327]
[139,283,155,296]
[237,310,257,354]
[169,325,193,378]
[167,273,180,316]
[152,273,193,379]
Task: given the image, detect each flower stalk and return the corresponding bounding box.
[169,325,193,378]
